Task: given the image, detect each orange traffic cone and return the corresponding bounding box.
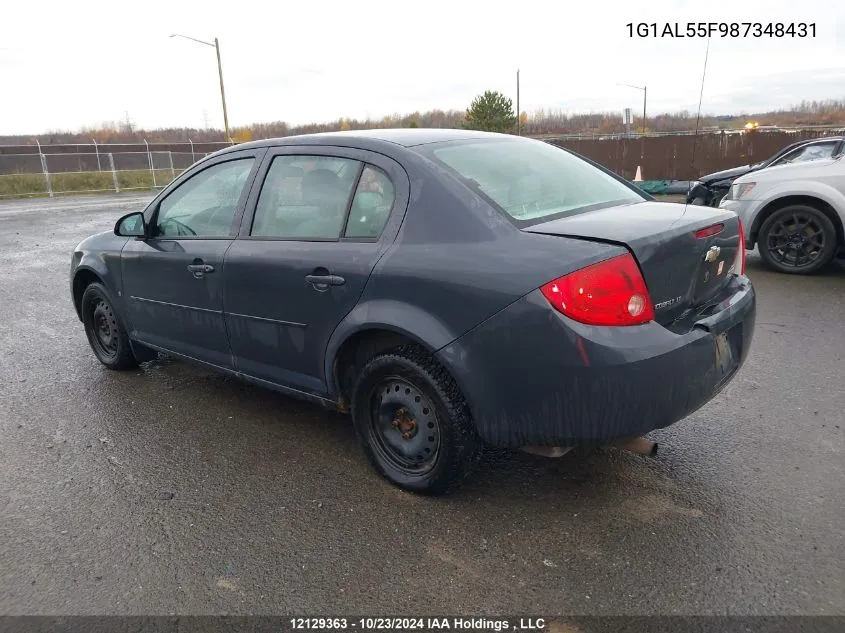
[634,166,643,181]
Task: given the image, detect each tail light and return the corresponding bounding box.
[694,223,724,239]
[728,219,746,276]
[540,253,655,326]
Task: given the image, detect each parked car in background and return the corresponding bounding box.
[70,129,756,495]
[688,136,844,207]
[720,153,845,274]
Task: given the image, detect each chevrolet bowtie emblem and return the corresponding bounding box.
[704,245,721,263]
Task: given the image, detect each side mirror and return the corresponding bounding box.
[115,211,146,237]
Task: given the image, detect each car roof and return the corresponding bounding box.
[217,128,519,155]
[782,136,844,150]
[796,136,844,145]
[769,135,840,155]
[758,135,845,165]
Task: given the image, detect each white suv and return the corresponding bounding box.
[720,155,845,274]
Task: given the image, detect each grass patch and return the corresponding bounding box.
[0,169,184,198]
[0,173,48,197]
[118,169,182,190]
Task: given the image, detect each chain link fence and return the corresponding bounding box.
[0,141,233,198]
[7,127,844,198]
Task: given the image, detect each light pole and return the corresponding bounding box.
[618,83,647,134]
[516,69,520,136]
[170,34,232,143]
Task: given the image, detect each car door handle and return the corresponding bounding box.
[305,274,345,287]
[187,264,215,273]
[187,263,215,279]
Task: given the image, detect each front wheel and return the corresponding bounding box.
[81,282,138,370]
[351,346,481,495]
[758,204,838,274]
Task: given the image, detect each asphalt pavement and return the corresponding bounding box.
[0,193,843,617]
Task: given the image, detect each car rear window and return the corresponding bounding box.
[422,138,644,224]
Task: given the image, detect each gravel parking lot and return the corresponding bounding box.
[0,193,843,617]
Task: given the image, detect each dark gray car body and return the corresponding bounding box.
[71,129,756,448]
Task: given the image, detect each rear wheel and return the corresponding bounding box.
[351,346,480,495]
[81,282,138,370]
[758,204,838,274]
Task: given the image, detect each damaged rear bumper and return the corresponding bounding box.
[436,276,756,448]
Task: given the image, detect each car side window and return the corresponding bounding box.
[344,165,396,239]
[251,155,361,239]
[155,158,255,238]
[773,142,835,166]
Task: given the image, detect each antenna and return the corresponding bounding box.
[689,36,711,194]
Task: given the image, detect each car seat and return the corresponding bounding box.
[252,164,305,236]
[297,169,350,237]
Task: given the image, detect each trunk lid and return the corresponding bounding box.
[523,201,742,325]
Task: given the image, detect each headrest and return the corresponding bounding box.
[275,164,304,178]
[354,190,383,211]
[303,168,344,191]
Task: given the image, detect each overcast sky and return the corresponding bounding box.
[1,0,843,135]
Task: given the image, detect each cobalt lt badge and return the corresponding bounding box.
[704,245,721,263]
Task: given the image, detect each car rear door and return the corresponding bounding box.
[121,149,264,368]
[222,145,409,395]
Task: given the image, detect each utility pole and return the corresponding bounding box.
[213,37,231,143]
[643,85,647,134]
[618,83,647,134]
[516,69,521,136]
[170,34,233,143]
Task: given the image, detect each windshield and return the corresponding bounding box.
[421,138,644,224]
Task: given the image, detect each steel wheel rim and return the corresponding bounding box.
[89,299,118,360]
[766,212,826,269]
[368,377,441,476]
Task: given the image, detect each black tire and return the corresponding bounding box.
[758,204,838,275]
[351,345,481,495]
[81,282,138,370]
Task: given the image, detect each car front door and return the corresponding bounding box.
[222,146,408,395]
[121,150,263,368]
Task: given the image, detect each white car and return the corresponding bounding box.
[720,154,845,274]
